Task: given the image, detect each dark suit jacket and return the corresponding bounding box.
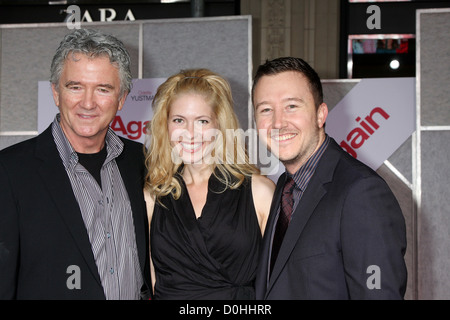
[0,125,151,299]
[255,138,407,300]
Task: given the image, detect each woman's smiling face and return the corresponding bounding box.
[167,92,218,165]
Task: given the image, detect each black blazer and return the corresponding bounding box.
[0,125,151,299]
[255,138,407,300]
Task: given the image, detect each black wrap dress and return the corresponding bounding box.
[150,172,261,299]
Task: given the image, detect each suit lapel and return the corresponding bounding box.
[265,139,342,297]
[267,174,327,291]
[35,127,102,286]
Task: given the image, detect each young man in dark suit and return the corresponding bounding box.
[0,29,150,299]
[252,57,407,299]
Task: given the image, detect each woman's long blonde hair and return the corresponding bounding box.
[144,68,259,201]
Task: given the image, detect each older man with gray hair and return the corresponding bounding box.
[0,29,151,300]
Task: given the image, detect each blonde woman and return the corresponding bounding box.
[144,69,275,299]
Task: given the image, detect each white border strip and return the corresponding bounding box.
[246,15,257,166]
[247,15,253,131]
[0,131,38,136]
[412,8,422,301]
[138,22,143,79]
[384,160,413,190]
[0,16,252,30]
[421,125,450,131]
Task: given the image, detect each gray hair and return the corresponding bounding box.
[50,28,132,97]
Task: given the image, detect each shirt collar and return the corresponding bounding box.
[51,113,124,170]
[286,134,330,191]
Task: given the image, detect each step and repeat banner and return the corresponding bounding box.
[326,77,415,171]
[0,17,252,150]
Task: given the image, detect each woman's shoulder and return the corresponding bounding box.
[251,174,275,235]
[251,173,276,192]
[251,174,275,207]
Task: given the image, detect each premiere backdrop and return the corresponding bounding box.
[1,11,449,299]
[0,16,253,146]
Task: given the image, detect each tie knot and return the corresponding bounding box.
[283,176,295,194]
